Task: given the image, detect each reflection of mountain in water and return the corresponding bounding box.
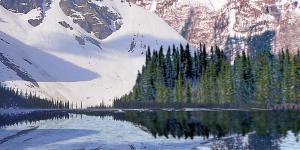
[1,110,299,149]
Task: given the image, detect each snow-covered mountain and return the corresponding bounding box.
[132,0,300,55]
[0,0,187,106]
[2,0,299,107]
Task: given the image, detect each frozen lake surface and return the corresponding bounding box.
[0,110,299,150]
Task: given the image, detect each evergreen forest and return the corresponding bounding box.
[114,44,300,108]
[0,84,70,109]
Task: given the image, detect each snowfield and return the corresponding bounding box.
[0,0,187,107]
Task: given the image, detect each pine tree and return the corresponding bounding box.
[200,66,210,104]
[172,45,180,79]
[175,73,184,103]
[193,51,200,79]
[186,82,192,104]
[184,44,193,79]
[241,51,254,104]
[283,49,292,103]
[290,53,299,103]
[165,47,173,88]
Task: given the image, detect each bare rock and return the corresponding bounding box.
[59,0,123,40]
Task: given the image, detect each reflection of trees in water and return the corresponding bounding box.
[111,111,300,149]
[114,111,299,139]
[72,110,300,141]
[0,110,125,128]
[1,110,299,149]
[0,111,70,127]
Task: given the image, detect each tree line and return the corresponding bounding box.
[0,84,70,109]
[114,44,300,108]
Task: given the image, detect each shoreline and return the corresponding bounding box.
[2,104,300,116]
[0,107,279,115]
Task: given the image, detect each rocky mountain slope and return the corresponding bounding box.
[131,0,300,55]
[0,0,186,106]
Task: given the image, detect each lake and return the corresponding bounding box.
[0,109,299,150]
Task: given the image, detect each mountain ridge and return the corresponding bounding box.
[0,0,187,106]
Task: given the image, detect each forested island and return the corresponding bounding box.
[114,44,300,109]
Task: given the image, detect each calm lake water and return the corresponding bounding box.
[0,110,300,150]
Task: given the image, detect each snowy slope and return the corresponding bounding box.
[0,0,187,107]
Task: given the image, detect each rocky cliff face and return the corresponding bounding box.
[131,0,300,55]
[59,0,123,40]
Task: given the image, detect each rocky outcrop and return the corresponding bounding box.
[58,21,73,30]
[75,35,102,49]
[0,0,44,14]
[0,0,51,27]
[59,0,123,40]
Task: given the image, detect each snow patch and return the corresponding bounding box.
[149,0,157,12]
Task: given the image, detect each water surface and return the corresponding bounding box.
[0,110,299,149]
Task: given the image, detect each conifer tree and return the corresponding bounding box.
[116,45,300,108]
[184,44,193,79]
[283,49,292,103]
[165,47,174,88]
[186,82,192,104]
[175,72,184,103]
